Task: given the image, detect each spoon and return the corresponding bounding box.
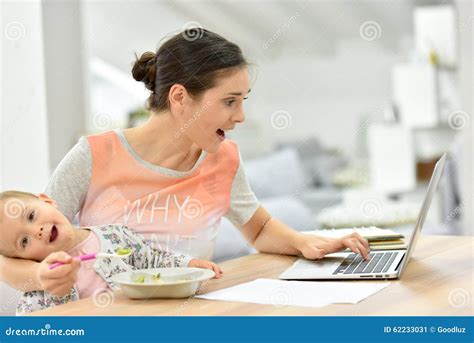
[49,248,133,270]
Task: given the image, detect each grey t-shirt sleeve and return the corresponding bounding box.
[43,136,92,222]
[224,151,260,227]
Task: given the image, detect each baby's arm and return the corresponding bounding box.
[119,226,193,269]
[188,259,223,278]
[119,226,222,277]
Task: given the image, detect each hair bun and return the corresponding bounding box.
[131,51,156,91]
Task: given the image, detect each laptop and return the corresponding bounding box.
[279,153,446,280]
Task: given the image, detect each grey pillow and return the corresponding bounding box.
[244,148,307,199]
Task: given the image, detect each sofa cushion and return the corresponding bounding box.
[245,148,307,199]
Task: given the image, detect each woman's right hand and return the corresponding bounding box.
[37,252,81,297]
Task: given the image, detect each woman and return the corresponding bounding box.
[1,29,370,297]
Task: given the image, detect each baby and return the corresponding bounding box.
[0,190,222,315]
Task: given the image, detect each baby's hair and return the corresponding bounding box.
[0,190,38,210]
[0,191,38,257]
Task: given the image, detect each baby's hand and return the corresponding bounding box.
[188,259,222,278]
[38,252,81,297]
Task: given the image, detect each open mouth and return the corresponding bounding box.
[49,225,58,243]
[216,128,225,141]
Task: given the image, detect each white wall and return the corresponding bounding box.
[83,2,408,158]
[237,38,403,156]
[455,0,473,234]
[1,2,50,192]
[1,0,50,316]
[42,0,88,169]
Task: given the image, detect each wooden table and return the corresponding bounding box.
[30,234,473,316]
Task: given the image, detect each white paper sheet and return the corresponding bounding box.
[196,278,390,308]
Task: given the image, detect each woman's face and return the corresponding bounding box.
[178,67,250,153]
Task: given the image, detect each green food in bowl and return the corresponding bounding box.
[133,275,145,284]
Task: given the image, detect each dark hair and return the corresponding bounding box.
[132,28,248,112]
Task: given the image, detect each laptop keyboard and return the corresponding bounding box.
[333,251,399,275]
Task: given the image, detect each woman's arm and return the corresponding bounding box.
[0,252,81,296]
[239,206,371,260]
[224,148,370,260]
[0,256,42,291]
[239,206,302,256]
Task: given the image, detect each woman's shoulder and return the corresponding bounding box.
[43,136,92,221]
[85,129,117,141]
[66,135,91,157]
[47,136,92,176]
[85,129,127,158]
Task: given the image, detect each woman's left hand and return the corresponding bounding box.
[296,232,371,261]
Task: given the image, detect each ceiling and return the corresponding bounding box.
[83,0,451,73]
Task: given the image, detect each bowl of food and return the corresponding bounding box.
[111,267,215,299]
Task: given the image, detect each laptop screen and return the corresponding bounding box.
[397,153,447,276]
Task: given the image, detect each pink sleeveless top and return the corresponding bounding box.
[79,131,240,260]
[66,230,108,299]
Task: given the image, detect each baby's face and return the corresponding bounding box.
[0,195,75,261]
